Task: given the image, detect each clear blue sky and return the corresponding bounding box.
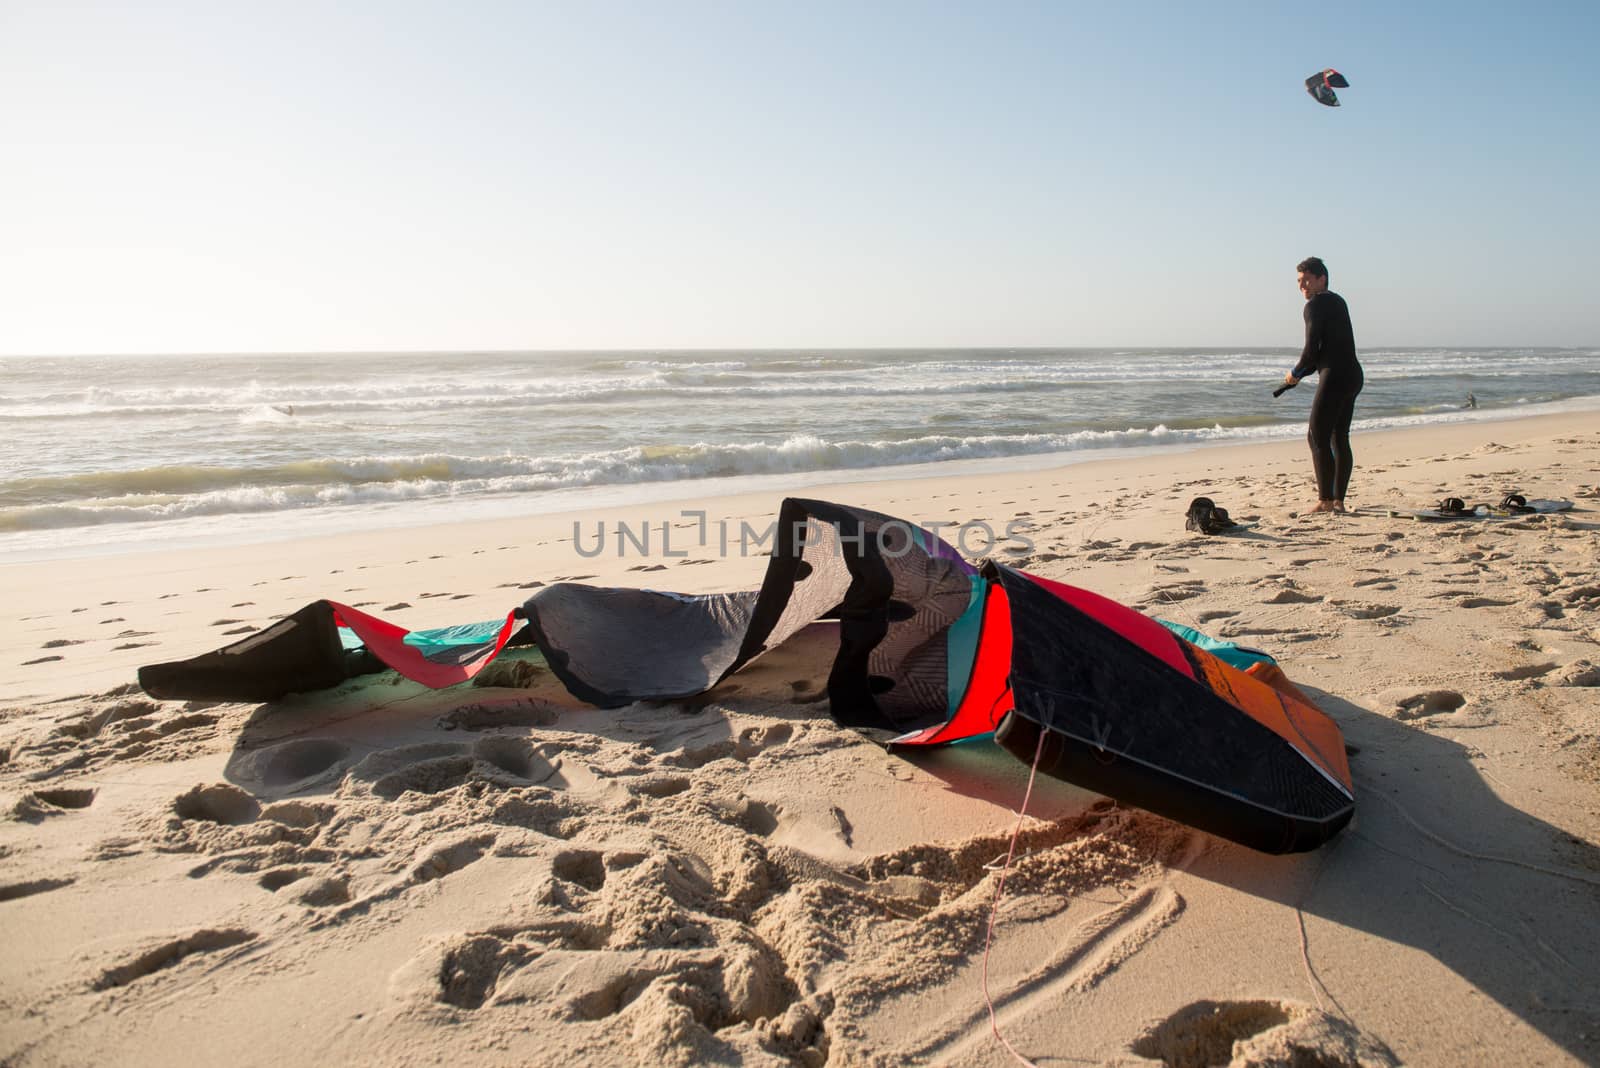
[2,1,1595,353]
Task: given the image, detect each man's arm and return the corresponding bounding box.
[1289,299,1323,382]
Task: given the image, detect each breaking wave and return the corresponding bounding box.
[0,424,1277,532]
[4,346,1598,548]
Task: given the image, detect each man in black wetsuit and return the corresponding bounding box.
[1283,256,1364,513]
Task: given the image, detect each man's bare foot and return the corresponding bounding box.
[1332,500,1347,513]
[1310,500,1336,513]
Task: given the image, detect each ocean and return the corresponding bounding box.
[3,347,1596,558]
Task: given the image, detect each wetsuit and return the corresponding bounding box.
[1292,290,1364,501]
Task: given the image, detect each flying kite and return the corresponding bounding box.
[1305,68,1350,107]
[139,498,1354,855]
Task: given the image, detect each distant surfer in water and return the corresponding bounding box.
[1282,257,1363,513]
[271,404,295,416]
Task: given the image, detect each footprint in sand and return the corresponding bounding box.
[409,931,553,1010]
[173,796,340,879]
[1219,623,1324,644]
[1329,601,1402,620]
[629,774,693,801]
[1142,580,1206,606]
[233,738,352,792]
[1563,585,1600,609]
[1523,600,1566,624]
[0,877,76,902]
[551,848,608,891]
[22,656,64,665]
[400,886,798,1035]
[439,695,559,729]
[735,722,795,760]
[1263,587,1323,605]
[1128,999,1397,1067]
[1394,690,1466,719]
[664,739,742,769]
[410,834,496,884]
[350,738,559,799]
[654,722,795,771]
[1493,661,1558,681]
[293,832,498,926]
[91,928,257,991]
[723,797,780,837]
[257,866,317,891]
[259,869,350,907]
[1558,661,1600,687]
[173,782,262,825]
[10,787,97,821]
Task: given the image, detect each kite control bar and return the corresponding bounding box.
[1273,381,1297,398]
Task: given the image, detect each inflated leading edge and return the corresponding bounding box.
[139,497,1353,853]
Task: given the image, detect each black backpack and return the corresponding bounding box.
[1185,497,1238,535]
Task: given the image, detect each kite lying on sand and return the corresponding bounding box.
[140,498,1354,855]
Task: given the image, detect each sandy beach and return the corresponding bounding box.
[3,411,1599,1067]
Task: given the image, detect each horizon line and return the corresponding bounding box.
[5,342,1594,359]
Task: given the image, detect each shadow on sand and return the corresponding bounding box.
[902,688,1600,1063]
[1204,689,1600,1064]
[217,629,1599,1061]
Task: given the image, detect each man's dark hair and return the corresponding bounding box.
[1296,256,1328,280]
